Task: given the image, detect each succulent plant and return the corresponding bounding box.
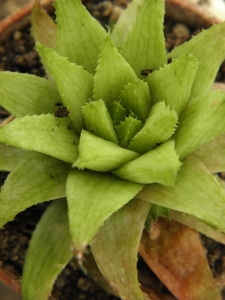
[1,0,225,299]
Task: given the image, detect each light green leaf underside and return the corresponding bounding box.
[0,152,70,228]
[194,132,225,173]
[148,54,199,116]
[0,144,28,171]
[74,130,139,172]
[0,72,60,117]
[120,80,151,120]
[111,0,144,47]
[22,199,72,300]
[93,35,137,106]
[108,101,127,126]
[66,169,144,252]
[31,1,56,49]
[113,139,182,185]
[55,0,106,73]
[128,102,177,154]
[175,90,225,160]
[137,154,225,232]
[169,23,225,99]
[82,99,118,144]
[0,114,78,164]
[121,0,167,76]
[170,210,225,245]
[91,198,150,300]
[116,116,143,148]
[37,45,93,133]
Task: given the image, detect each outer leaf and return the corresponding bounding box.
[121,0,167,76]
[74,130,139,172]
[55,0,106,73]
[137,155,225,232]
[0,72,60,117]
[93,35,137,106]
[128,102,178,154]
[147,54,199,116]
[175,90,225,160]
[82,99,118,144]
[0,114,78,164]
[140,219,221,300]
[91,198,150,300]
[0,144,28,171]
[113,139,182,186]
[111,0,144,47]
[194,132,225,173]
[31,0,57,48]
[169,23,225,99]
[22,199,72,300]
[0,152,70,228]
[120,80,151,120]
[37,45,93,133]
[170,210,225,244]
[66,169,144,252]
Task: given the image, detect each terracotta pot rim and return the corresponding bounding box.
[0,0,55,43]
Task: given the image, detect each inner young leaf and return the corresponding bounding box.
[120,80,151,120]
[116,116,143,148]
[73,130,140,172]
[113,139,182,186]
[82,99,118,144]
[128,102,178,154]
[108,101,127,126]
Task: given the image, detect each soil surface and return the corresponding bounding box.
[1,1,225,300]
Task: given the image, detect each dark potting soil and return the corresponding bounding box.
[1,1,225,299]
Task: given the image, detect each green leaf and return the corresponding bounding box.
[0,143,28,171]
[91,198,150,300]
[111,0,144,48]
[31,0,57,49]
[128,102,178,154]
[175,90,225,160]
[0,72,61,117]
[194,132,225,173]
[137,154,225,232]
[93,35,137,106]
[147,54,199,116]
[55,0,106,73]
[0,152,70,228]
[0,114,78,164]
[73,130,140,172]
[37,45,93,133]
[82,99,118,144]
[108,101,127,126]
[120,80,151,120]
[149,204,170,221]
[116,116,143,148]
[121,0,167,76]
[66,169,144,252]
[169,23,225,99]
[113,139,182,185]
[22,199,72,300]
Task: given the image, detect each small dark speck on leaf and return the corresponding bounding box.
[50,174,54,180]
[141,69,155,76]
[55,101,62,106]
[54,107,70,118]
